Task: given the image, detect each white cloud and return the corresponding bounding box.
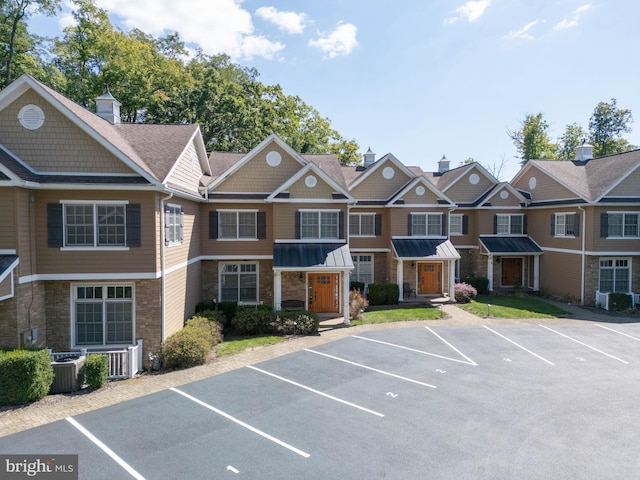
[555,3,591,30]
[255,6,307,34]
[308,22,358,59]
[95,0,283,60]
[445,0,491,25]
[504,20,541,40]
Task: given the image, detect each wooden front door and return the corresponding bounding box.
[501,258,523,287]
[308,273,340,313]
[418,263,442,295]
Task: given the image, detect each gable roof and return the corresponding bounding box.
[387,176,454,206]
[478,182,527,207]
[267,161,354,202]
[347,153,416,191]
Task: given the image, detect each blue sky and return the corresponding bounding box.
[31,0,640,181]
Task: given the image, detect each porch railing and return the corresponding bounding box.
[49,339,143,379]
[595,291,640,311]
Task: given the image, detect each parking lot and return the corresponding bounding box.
[2,321,640,479]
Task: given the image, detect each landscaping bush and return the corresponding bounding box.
[349,289,369,320]
[367,283,399,305]
[272,311,319,335]
[83,354,108,389]
[231,309,275,336]
[454,282,478,303]
[0,348,53,405]
[462,277,489,295]
[161,314,225,369]
[195,300,216,313]
[194,301,239,327]
[609,292,633,312]
[185,315,224,346]
[350,281,365,292]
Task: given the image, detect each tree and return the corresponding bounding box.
[588,98,634,157]
[508,113,557,165]
[557,123,588,160]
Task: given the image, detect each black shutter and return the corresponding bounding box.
[209,211,218,239]
[295,211,301,239]
[550,214,556,236]
[441,214,447,237]
[522,215,528,234]
[493,215,498,234]
[338,211,345,239]
[257,211,266,239]
[573,213,580,237]
[126,204,141,247]
[375,214,382,236]
[408,214,413,236]
[47,203,63,247]
[462,215,469,235]
[600,213,608,238]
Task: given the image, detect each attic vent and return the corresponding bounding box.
[18,104,45,130]
[266,151,282,167]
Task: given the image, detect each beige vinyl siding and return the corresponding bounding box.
[350,163,413,200]
[214,144,301,193]
[349,208,388,250]
[287,175,335,199]
[514,169,579,202]
[16,188,34,276]
[476,210,498,235]
[540,250,582,299]
[606,168,640,198]
[164,261,202,339]
[486,190,522,207]
[444,174,494,203]
[450,210,475,246]
[400,185,441,205]
[592,206,640,251]
[0,90,135,174]
[0,188,15,248]
[165,141,204,195]
[527,209,582,251]
[164,199,200,270]
[33,190,158,275]
[273,202,345,240]
[389,207,448,237]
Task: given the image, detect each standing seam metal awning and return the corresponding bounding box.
[273,243,354,269]
[391,239,461,260]
[479,236,543,255]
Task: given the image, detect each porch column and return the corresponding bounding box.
[448,260,456,302]
[342,272,350,326]
[533,255,540,291]
[274,270,282,311]
[487,255,494,292]
[397,260,404,301]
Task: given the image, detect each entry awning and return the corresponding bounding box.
[391,238,460,260]
[479,236,543,255]
[0,255,19,283]
[273,242,353,270]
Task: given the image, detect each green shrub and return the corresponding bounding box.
[195,301,238,327]
[161,328,211,369]
[462,277,489,295]
[195,300,216,313]
[0,349,53,405]
[350,281,365,292]
[272,311,319,335]
[231,309,274,336]
[83,354,108,389]
[194,309,227,328]
[185,315,224,347]
[609,292,633,312]
[367,283,399,305]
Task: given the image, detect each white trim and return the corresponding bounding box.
[553,212,578,238]
[348,153,416,191]
[387,176,455,207]
[217,209,258,240]
[441,162,498,193]
[542,246,582,255]
[479,182,527,206]
[19,273,158,283]
[0,249,17,255]
[267,162,354,203]
[604,211,640,239]
[598,257,632,294]
[218,261,260,304]
[61,247,130,252]
[350,253,374,285]
[164,256,201,275]
[595,162,640,202]
[201,255,272,260]
[510,161,589,203]
[452,245,479,249]
[349,212,377,237]
[349,248,390,253]
[450,214,464,236]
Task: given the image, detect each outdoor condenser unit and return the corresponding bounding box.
[50,355,86,393]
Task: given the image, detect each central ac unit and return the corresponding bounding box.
[50,355,86,393]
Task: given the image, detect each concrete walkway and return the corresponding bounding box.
[1,300,636,438]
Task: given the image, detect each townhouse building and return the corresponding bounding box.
[0,75,638,365]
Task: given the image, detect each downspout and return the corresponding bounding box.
[160,192,173,343]
[578,205,586,304]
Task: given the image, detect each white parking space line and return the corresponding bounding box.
[483,326,555,366]
[247,366,385,417]
[66,417,146,480]
[539,325,630,364]
[304,349,437,388]
[424,327,478,366]
[170,387,311,458]
[353,334,476,366]
[595,324,640,342]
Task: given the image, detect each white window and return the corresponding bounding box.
[411,213,442,237]
[74,285,134,346]
[496,214,523,235]
[351,255,373,285]
[599,258,630,293]
[555,213,576,237]
[450,215,463,236]
[349,214,375,237]
[300,210,339,239]
[607,213,639,238]
[219,211,257,239]
[65,203,126,247]
[220,263,258,303]
[165,204,183,245]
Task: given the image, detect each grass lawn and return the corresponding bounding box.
[351,304,443,325]
[216,336,288,357]
[456,295,568,319]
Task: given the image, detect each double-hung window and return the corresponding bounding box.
[554,213,576,237]
[450,215,463,236]
[65,202,126,247]
[220,263,258,303]
[411,213,442,237]
[300,210,339,239]
[165,204,183,245]
[219,211,257,239]
[605,213,639,238]
[496,214,523,235]
[349,214,375,237]
[74,285,134,346]
[599,258,630,293]
[351,255,373,285]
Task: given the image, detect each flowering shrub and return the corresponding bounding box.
[454,282,477,303]
[349,289,369,320]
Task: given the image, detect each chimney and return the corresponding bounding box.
[438,154,450,173]
[95,89,121,124]
[574,143,593,162]
[363,147,376,168]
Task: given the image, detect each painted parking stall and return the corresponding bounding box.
[2,323,640,479]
